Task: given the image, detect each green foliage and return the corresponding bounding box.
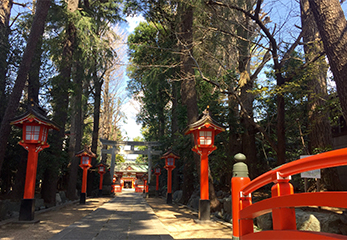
[127,21,179,142]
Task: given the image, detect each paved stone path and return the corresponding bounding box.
[49,192,173,240]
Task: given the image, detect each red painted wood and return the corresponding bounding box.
[241,230,347,240]
[240,192,347,220]
[241,148,347,195]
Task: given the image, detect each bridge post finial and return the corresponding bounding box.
[231,153,252,239]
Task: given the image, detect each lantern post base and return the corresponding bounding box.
[199,199,210,221]
[166,193,172,204]
[80,193,86,204]
[98,189,102,197]
[19,199,35,221]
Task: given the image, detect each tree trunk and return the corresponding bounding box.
[276,88,286,165]
[10,148,27,200]
[302,0,342,190]
[308,0,347,121]
[237,0,257,177]
[66,59,82,200]
[42,17,76,203]
[171,81,178,140]
[0,0,50,174]
[28,37,43,103]
[88,70,102,196]
[0,0,12,120]
[179,2,199,204]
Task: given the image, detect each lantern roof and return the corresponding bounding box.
[10,100,60,131]
[96,162,109,168]
[161,148,180,159]
[154,164,161,169]
[184,106,225,135]
[76,145,97,158]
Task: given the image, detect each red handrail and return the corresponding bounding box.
[232,148,347,240]
[241,231,347,240]
[240,192,347,219]
[241,148,347,195]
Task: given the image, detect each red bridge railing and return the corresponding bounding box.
[231,148,347,240]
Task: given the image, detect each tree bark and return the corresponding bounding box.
[0,0,12,120]
[0,0,50,174]
[302,0,342,190]
[66,58,82,200]
[88,69,103,195]
[28,37,43,103]
[171,81,178,140]
[308,0,347,121]
[179,2,199,204]
[237,0,258,177]
[42,16,76,203]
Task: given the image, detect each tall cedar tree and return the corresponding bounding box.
[308,0,347,122]
[303,0,343,190]
[46,0,78,203]
[0,0,51,174]
[0,0,12,120]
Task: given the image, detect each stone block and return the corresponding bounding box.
[188,196,200,210]
[0,200,20,220]
[173,190,183,203]
[56,193,62,205]
[35,198,45,211]
[59,191,67,203]
[223,196,232,214]
[296,210,320,231]
[256,212,273,230]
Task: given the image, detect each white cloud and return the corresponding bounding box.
[125,15,145,33]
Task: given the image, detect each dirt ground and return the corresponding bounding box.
[0,197,112,240]
[0,195,233,240]
[146,197,233,239]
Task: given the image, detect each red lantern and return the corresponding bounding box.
[96,163,108,196]
[11,101,59,221]
[76,146,96,204]
[184,106,225,221]
[154,166,161,195]
[161,150,179,204]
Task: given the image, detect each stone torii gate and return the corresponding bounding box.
[99,138,162,184]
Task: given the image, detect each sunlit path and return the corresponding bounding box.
[50,192,173,240]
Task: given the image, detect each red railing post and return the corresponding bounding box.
[271,172,296,230]
[239,193,253,237]
[232,153,251,240]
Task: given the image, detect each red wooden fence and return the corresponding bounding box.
[232,148,347,240]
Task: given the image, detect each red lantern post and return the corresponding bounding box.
[184,106,225,221]
[76,146,96,204]
[154,167,161,197]
[142,175,148,197]
[96,163,108,197]
[161,150,179,204]
[11,101,59,221]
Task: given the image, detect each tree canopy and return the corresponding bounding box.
[0,0,346,205]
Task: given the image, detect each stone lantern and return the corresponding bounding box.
[11,101,59,221]
[184,106,225,221]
